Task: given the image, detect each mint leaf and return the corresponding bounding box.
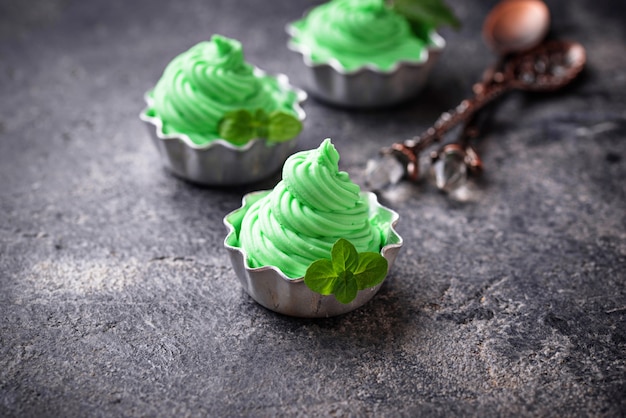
[304,259,337,295]
[333,270,358,304]
[391,0,460,31]
[218,109,256,145]
[219,108,301,144]
[331,238,359,274]
[268,111,302,142]
[254,109,269,125]
[304,239,389,304]
[354,252,388,290]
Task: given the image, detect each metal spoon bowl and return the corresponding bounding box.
[507,40,586,91]
[483,0,551,54]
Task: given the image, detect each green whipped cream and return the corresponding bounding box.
[237,139,385,279]
[145,35,299,146]
[289,0,427,71]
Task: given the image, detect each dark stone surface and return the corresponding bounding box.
[1,0,624,416]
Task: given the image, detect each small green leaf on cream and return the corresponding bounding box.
[218,109,256,145]
[304,238,388,304]
[218,109,302,145]
[268,111,303,142]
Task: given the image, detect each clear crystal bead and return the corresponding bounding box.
[432,149,468,192]
[365,154,405,190]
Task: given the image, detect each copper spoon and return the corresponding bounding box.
[428,0,551,191]
[388,40,586,182]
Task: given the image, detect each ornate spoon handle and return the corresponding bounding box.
[389,79,510,180]
[367,41,586,190]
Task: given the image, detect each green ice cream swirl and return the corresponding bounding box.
[290,0,426,71]
[239,139,384,279]
[148,35,298,145]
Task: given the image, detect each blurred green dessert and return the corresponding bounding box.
[289,0,457,72]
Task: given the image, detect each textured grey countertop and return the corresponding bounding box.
[1,0,624,416]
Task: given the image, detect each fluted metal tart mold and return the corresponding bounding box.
[224,191,403,318]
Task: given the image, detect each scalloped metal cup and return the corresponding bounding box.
[287,24,445,108]
[223,191,403,318]
[139,72,307,186]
